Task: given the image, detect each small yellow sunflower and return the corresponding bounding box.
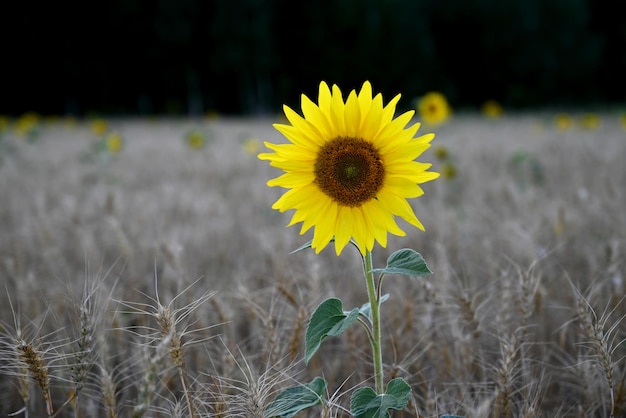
[433,144,449,161]
[442,161,457,180]
[0,115,11,132]
[417,92,451,125]
[186,130,207,150]
[555,113,572,131]
[480,100,503,118]
[15,112,40,137]
[242,137,261,154]
[579,113,600,130]
[91,119,108,136]
[105,132,123,154]
[259,81,439,255]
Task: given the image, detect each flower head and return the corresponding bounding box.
[442,161,457,180]
[417,92,451,126]
[186,129,207,150]
[0,115,9,132]
[579,113,600,130]
[15,112,40,137]
[91,119,108,136]
[242,137,261,154]
[104,132,123,154]
[259,81,439,255]
[434,144,449,161]
[555,113,572,131]
[481,100,503,118]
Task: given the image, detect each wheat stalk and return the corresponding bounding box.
[99,365,119,418]
[16,339,54,416]
[574,288,625,418]
[494,335,519,418]
[116,274,216,418]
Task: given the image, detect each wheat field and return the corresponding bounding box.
[0,113,625,417]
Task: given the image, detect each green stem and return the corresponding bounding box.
[364,249,384,394]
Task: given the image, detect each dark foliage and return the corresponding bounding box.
[2,0,623,115]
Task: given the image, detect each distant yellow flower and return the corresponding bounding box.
[105,132,123,154]
[481,100,503,118]
[243,137,260,154]
[259,81,439,255]
[0,116,9,132]
[442,161,457,180]
[43,115,60,125]
[554,207,566,236]
[579,113,600,130]
[434,144,449,161]
[64,116,77,129]
[186,130,207,150]
[417,92,451,125]
[555,113,572,131]
[15,112,40,137]
[620,114,626,131]
[205,110,220,120]
[91,119,108,136]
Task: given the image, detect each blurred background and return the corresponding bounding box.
[2,0,624,117]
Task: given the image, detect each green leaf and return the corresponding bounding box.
[369,248,432,277]
[350,378,411,418]
[305,298,360,364]
[359,294,390,321]
[264,377,327,417]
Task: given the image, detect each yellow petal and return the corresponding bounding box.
[329,84,346,136]
[357,81,373,121]
[334,206,353,255]
[267,172,315,188]
[344,90,361,138]
[300,95,333,141]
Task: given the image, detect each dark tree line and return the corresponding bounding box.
[2,0,623,116]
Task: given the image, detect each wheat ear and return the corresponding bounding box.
[16,339,54,416]
[575,290,624,418]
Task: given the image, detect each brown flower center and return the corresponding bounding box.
[314,137,385,207]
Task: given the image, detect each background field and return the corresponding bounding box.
[1,113,625,417]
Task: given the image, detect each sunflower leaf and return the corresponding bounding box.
[305,298,360,364]
[369,248,432,277]
[350,378,411,418]
[264,377,327,417]
[359,294,390,321]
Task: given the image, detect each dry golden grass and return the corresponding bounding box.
[0,112,625,417]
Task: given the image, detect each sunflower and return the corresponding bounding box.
[480,100,503,118]
[417,92,451,125]
[555,113,572,131]
[186,129,207,150]
[105,132,123,154]
[91,119,108,136]
[259,81,439,255]
[579,113,600,130]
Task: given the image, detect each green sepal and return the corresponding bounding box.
[369,248,432,277]
[305,298,360,364]
[289,238,358,254]
[264,377,327,417]
[350,378,411,418]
